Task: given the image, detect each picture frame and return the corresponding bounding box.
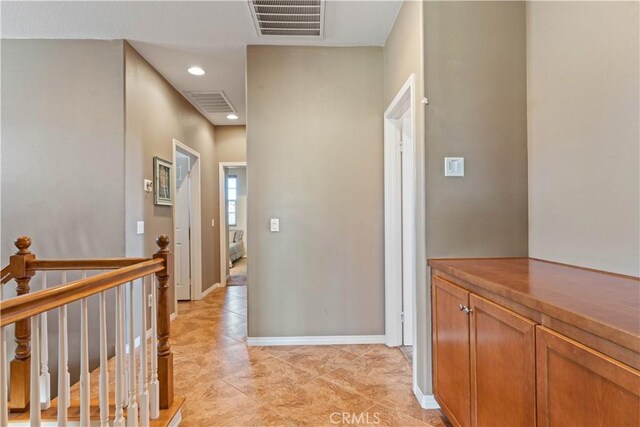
[154,156,173,206]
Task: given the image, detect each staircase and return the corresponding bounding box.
[1,235,184,426]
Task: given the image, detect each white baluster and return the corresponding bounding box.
[149,276,159,420]
[39,273,51,410]
[80,296,90,427]
[57,305,69,425]
[114,286,125,427]
[139,278,150,426]
[30,315,41,427]
[99,291,110,427]
[61,271,70,407]
[120,283,128,408]
[1,286,9,427]
[127,282,138,427]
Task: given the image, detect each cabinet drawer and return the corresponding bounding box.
[536,326,640,427]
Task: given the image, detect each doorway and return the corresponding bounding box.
[173,139,202,302]
[384,74,416,349]
[219,162,248,287]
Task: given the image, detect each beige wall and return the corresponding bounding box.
[527,1,640,276]
[384,1,423,107]
[1,39,126,396]
[383,0,430,393]
[423,1,529,392]
[246,45,385,337]
[124,43,220,303]
[215,125,247,163]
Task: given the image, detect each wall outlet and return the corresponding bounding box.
[270,218,280,232]
[147,294,153,308]
[444,157,465,177]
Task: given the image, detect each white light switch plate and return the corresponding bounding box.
[270,218,280,232]
[211,219,215,228]
[144,179,153,192]
[137,221,144,235]
[445,157,464,177]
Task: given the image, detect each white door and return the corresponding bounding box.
[175,155,191,300]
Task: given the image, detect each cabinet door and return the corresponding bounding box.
[536,326,640,427]
[469,294,536,427]
[432,276,471,427]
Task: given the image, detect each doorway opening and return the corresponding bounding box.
[173,139,202,303]
[384,74,416,352]
[219,162,248,287]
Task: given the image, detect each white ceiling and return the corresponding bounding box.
[1,0,402,125]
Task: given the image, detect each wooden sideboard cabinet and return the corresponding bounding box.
[429,258,640,427]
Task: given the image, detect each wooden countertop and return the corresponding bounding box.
[428,258,640,353]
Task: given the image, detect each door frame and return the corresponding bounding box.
[384,74,416,350]
[219,161,247,287]
[172,139,203,305]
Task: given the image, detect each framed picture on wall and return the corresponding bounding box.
[153,156,173,206]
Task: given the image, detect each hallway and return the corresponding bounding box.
[172,286,450,426]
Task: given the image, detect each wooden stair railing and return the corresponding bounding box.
[0,235,177,426]
[0,266,11,285]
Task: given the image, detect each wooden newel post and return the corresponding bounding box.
[153,235,174,409]
[9,236,35,412]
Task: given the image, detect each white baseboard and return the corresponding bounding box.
[247,335,385,346]
[122,309,180,354]
[413,384,440,409]
[125,328,153,354]
[201,283,221,298]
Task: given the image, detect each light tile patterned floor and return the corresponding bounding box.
[171,285,451,426]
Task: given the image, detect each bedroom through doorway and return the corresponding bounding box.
[219,162,248,287]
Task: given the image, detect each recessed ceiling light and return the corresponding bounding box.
[187,66,206,76]
[227,114,239,120]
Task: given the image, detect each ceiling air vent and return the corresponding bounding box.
[249,0,325,37]
[183,91,235,115]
